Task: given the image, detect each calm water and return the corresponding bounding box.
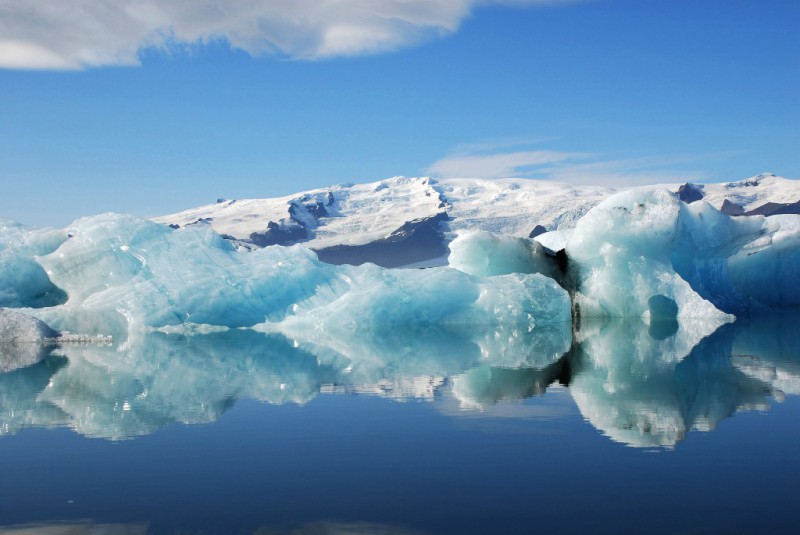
[1,315,798,534]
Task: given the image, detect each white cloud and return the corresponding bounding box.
[426,143,707,186]
[427,149,586,179]
[0,0,577,70]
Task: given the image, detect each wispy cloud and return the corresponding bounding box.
[0,0,579,70]
[426,141,709,186]
[427,149,587,180]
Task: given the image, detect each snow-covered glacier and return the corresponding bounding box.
[155,173,800,266]
[1,183,798,345]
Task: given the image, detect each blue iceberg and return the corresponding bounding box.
[2,214,568,339]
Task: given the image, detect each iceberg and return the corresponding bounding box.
[0,214,570,339]
[448,230,560,279]
[0,220,68,308]
[563,189,800,318]
[0,308,59,372]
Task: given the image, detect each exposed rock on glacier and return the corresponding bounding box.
[677,183,704,203]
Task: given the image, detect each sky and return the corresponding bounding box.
[1,0,798,227]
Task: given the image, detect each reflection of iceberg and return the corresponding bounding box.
[0,323,571,439]
[0,314,797,444]
[447,315,799,448]
[291,322,572,401]
[570,319,779,448]
[0,354,68,436]
[729,313,800,397]
[37,331,343,439]
[450,359,571,410]
[1,331,345,439]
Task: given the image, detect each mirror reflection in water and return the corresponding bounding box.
[1,313,798,533]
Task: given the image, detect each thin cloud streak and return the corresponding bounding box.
[427,150,587,180]
[0,0,580,70]
[426,147,708,186]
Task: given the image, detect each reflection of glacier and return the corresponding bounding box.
[1,315,797,445]
[2,186,799,443]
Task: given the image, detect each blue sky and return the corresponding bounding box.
[1,0,798,227]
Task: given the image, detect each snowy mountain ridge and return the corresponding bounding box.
[156,173,799,263]
[155,176,618,248]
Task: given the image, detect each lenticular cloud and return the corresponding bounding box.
[0,0,569,70]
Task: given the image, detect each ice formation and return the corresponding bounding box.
[563,189,800,318]
[1,213,568,340]
[447,230,559,279]
[0,220,68,308]
[0,308,60,372]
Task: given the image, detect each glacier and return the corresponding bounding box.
[0,187,797,345]
[1,178,799,447]
[155,173,800,259]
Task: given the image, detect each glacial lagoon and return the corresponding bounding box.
[1,314,798,534]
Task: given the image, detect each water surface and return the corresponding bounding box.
[1,315,798,534]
